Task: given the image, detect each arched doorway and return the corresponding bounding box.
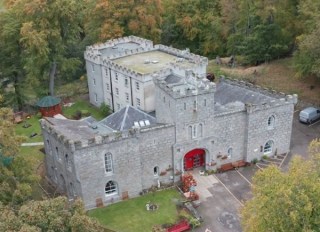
[184,149,205,171]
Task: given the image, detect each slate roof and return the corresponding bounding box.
[37,96,61,107]
[215,80,276,105]
[165,74,182,84]
[99,105,157,131]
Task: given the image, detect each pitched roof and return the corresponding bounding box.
[99,105,156,131]
[36,96,61,107]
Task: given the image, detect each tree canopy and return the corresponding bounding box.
[241,139,320,232]
[0,197,104,232]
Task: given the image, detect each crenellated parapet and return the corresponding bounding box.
[155,45,208,66]
[40,119,174,152]
[154,70,216,99]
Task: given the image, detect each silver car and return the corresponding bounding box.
[299,107,320,124]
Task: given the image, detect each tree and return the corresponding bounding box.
[293,0,320,78]
[241,139,320,231]
[162,0,224,57]
[0,197,104,232]
[84,0,163,44]
[0,0,85,98]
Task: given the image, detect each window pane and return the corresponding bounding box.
[105,153,113,173]
[105,181,116,195]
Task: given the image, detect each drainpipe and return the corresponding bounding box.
[109,68,115,112]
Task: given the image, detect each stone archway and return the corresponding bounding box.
[183,149,206,171]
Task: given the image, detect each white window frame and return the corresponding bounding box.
[227,148,232,159]
[267,115,275,129]
[105,181,117,196]
[105,153,113,173]
[264,140,273,154]
[192,125,197,139]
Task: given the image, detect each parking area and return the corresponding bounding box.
[194,106,320,232]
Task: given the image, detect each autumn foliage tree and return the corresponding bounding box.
[0,197,104,232]
[84,0,163,44]
[241,139,320,232]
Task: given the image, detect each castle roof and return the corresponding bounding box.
[99,105,156,131]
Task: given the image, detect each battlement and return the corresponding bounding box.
[155,44,208,65]
[154,70,216,99]
[41,119,174,152]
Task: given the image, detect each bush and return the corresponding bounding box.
[251,158,258,164]
[100,102,111,117]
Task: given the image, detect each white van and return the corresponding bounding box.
[299,107,320,124]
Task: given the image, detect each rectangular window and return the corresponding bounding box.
[106,83,110,90]
[95,93,98,102]
[125,93,129,102]
[192,125,197,139]
[117,103,120,110]
[184,103,186,110]
[125,78,128,87]
[136,82,140,90]
[91,64,95,72]
[115,72,118,81]
[105,153,113,173]
[204,99,207,106]
[93,78,96,86]
[105,69,108,76]
[115,88,119,96]
[136,98,141,106]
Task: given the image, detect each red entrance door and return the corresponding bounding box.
[184,149,205,170]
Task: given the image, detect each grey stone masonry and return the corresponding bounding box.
[42,36,297,209]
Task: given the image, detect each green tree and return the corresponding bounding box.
[241,139,320,231]
[294,0,320,78]
[0,197,104,232]
[0,102,38,206]
[0,0,85,99]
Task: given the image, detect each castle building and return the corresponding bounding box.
[84,36,207,112]
[41,37,297,209]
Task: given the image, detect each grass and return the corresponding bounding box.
[15,115,43,143]
[89,189,182,232]
[62,99,106,120]
[208,57,320,106]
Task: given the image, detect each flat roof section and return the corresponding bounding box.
[113,50,195,74]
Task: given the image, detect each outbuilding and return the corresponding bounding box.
[37,96,62,117]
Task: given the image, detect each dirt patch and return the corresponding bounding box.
[208,58,320,106]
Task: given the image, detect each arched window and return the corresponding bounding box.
[105,153,113,173]
[153,166,159,176]
[268,115,275,129]
[264,140,274,154]
[105,181,117,195]
[227,148,233,159]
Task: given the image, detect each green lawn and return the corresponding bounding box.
[89,189,182,232]
[62,100,106,120]
[15,115,43,143]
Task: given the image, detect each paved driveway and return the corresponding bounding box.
[193,106,320,232]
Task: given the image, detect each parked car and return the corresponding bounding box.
[299,107,320,124]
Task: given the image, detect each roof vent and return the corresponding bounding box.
[152,60,159,64]
[145,120,150,126]
[91,123,98,129]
